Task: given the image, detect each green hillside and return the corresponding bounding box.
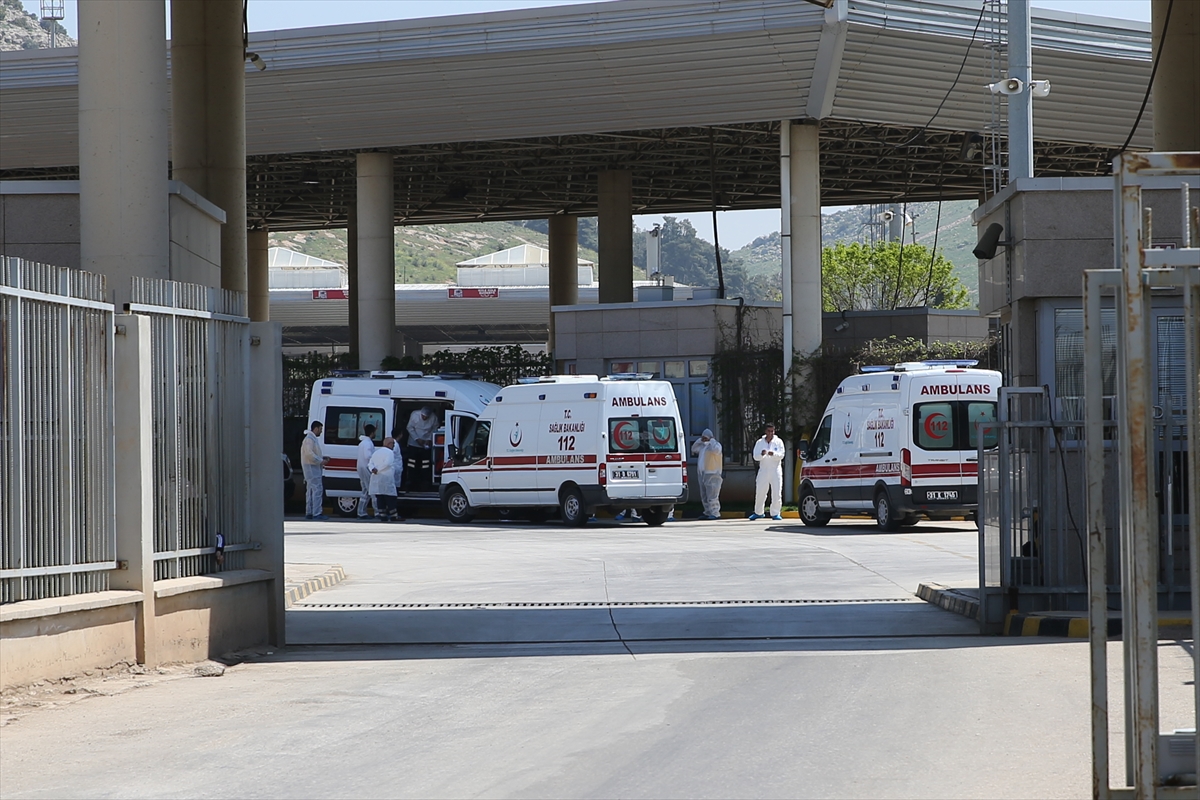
[270,221,600,284]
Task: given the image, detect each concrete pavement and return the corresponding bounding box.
[7,517,1190,798]
[285,517,981,645]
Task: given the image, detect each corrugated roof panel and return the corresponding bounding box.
[833,24,1152,148]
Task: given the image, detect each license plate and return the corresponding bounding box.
[613,469,639,480]
[927,490,958,501]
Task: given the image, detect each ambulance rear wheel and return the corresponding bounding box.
[335,496,359,517]
[799,486,831,527]
[641,507,668,526]
[443,485,475,524]
[559,486,589,527]
[874,490,901,532]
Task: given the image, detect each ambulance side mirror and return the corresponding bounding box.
[447,443,460,462]
[797,439,810,461]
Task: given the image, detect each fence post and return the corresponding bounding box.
[110,313,157,666]
[246,321,285,645]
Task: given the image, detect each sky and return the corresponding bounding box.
[45,0,1152,249]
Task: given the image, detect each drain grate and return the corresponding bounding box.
[296,598,917,609]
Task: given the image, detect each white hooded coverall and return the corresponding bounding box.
[691,430,723,518]
[356,434,376,517]
[752,434,785,517]
[300,430,325,517]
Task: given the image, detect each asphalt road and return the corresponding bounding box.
[2,517,1191,799]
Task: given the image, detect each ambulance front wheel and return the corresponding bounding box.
[559,485,589,527]
[443,485,476,524]
[799,486,831,527]
[874,489,901,532]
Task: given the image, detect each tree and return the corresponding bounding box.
[821,241,970,311]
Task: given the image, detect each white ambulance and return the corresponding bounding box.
[306,371,500,514]
[797,361,1002,531]
[440,375,688,526]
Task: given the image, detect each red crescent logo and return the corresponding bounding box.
[613,420,638,450]
[924,412,949,439]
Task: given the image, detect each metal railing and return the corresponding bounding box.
[1,258,116,604]
[1085,153,1199,798]
[129,278,253,580]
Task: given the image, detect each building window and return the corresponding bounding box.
[637,360,660,376]
[1158,316,1187,413]
[663,360,686,380]
[688,360,709,378]
[1052,307,1116,422]
[610,360,634,374]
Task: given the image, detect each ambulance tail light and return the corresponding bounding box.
[682,467,688,486]
[599,463,607,486]
[900,448,912,486]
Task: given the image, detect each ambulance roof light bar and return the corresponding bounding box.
[890,360,980,372]
[603,372,656,381]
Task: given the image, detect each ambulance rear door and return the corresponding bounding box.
[910,387,963,500]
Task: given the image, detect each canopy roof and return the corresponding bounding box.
[0,0,1153,229]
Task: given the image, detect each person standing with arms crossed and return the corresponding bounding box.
[356,423,377,519]
[749,423,785,521]
[300,421,331,520]
[691,428,724,520]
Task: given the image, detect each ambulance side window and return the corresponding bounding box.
[914,403,955,450]
[323,406,385,446]
[809,415,832,460]
[966,402,998,449]
[460,420,491,464]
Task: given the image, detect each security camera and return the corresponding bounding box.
[834,321,850,332]
[881,210,895,222]
[246,52,266,71]
[1030,79,1051,98]
[973,222,1010,260]
[987,78,1024,95]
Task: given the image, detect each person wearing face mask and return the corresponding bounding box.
[749,423,784,521]
[691,428,724,520]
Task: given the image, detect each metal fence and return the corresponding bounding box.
[1,258,116,604]
[1084,153,1199,797]
[129,278,253,580]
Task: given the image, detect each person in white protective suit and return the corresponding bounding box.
[300,421,331,520]
[405,406,439,490]
[691,428,724,520]
[368,437,401,522]
[750,423,785,521]
[356,424,377,519]
[392,437,405,495]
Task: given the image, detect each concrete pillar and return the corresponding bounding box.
[347,204,359,357]
[170,0,247,293]
[887,204,903,242]
[781,120,822,503]
[1152,0,1200,151]
[111,314,157,666]
[547,215,579,356]
[245,322,285,647]
[597,170,633,304]
[247,228,269,321]
[78,0,169,307]
[783,121,823,363]
[357,153,396,371]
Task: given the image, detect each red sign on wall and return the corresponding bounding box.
[312,289,349,300]
[448,287,500,299]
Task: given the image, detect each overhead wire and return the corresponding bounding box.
[1117,0,1173,154]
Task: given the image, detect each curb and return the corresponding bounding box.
[1001,613,1191,638]
[285,565,346,608]
[916,582,979,621]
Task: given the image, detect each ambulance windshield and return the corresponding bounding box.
[608,417,678,453]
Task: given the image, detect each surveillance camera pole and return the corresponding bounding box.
[1008,0,1034,181]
